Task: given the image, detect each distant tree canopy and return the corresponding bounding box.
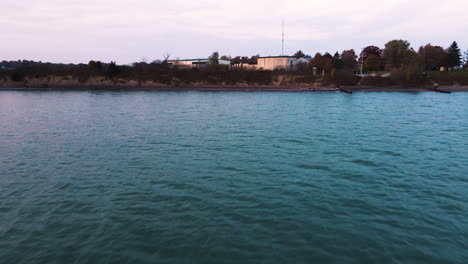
[332,52,343,70]
[88,60,103,75]
[364,45,382,57]
[363,54,381,72]
[359,46,382,71]
[230,56,241,65]
[208,52,220,64]
[444,41,462,68]
[220,55,230,61]
[249,55,259,64]
[293,50,306,59]
[0,60,44,69]
[382,40,415,68]
[341,49,358,71]
[360,46,382,61]
[309,53,333,73]
[230,55,258,66]
[88,60,101,69]
[106,61,119,78]
[418,44,446,71]
[323,52,333,60]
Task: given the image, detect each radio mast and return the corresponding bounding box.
[282,18,284,56]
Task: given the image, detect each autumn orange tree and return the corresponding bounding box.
[309,53,333,74]
[363,55,381,72]
[360,46,383,71]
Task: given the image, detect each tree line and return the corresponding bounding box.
[292,40,465,74]
[1,39,467,87]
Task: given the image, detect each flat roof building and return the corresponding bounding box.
[167,59,230,69]
[256,56,297,70]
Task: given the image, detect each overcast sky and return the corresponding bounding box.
[2,0,467,64]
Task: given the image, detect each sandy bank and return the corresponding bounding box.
[1,84,467,92]
[0,77,467,92]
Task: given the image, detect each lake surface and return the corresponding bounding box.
[1,91,467,263]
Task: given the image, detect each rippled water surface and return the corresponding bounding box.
[1,91,467,263]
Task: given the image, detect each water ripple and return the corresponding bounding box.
[1,91,468,264]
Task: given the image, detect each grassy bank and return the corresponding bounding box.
[1,63,467,88]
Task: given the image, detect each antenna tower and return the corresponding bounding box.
[282,18,284,56]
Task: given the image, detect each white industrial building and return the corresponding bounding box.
[255,56,298,70]
[167,59,230,69]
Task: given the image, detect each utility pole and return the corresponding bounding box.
[360,51,366,75]
[282,18,284,56]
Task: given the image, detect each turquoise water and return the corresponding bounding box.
[1,91,467,263]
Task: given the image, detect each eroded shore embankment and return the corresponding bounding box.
[1,78,467,92]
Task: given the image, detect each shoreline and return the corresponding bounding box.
[1,85,468,92]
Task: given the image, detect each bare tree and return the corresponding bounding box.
[162,52,172,63]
